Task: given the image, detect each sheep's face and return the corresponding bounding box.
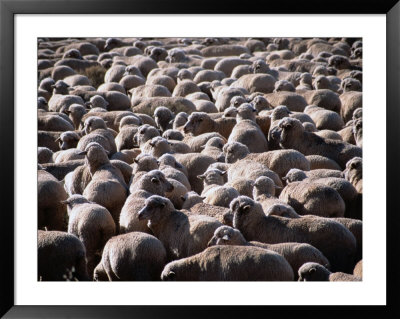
[161,264,178,281]
[252,60,268,74]
[183,113,210,135]
[341,78,362,92]
[83,117,106,135]
[52,81,70,95]
[169,49,186,63]
[313,76,329,90]
[313,66,328,77]
[328,55,351,70]
[207,226,244,247]
[298,263,330,281]
[88,95,108,109]
[205,137,225,150]
[197,169,226,186]
[173,113,189,130]
[283,169,307,184]
[236,103,257,122]
[349,70,362,83]
[230,197,255,218]
[300,73,312,85]
[133,40,146,51]
[150,47,167,62]
[132,155,159,172]
[230,96,246,108]
[145,170,174,194]
[278,117,303,142]
[223,142,249,164]
[57,132,80,150]
[272,106,292,121]
[253,176,276,197]
[162,129,184,141]
[63,49,82,60]
[352,108,362,121]
[137,195,173,227]
[223,107,238,118]
[135,125,160,147]
[104,38,118,51]
[252,96,270,112]
[273,80,294,93]
[38,97,48,111]
[344,157,362,181]
[148,137,171,157]
[119,116,141,129]
[350,47,362,59]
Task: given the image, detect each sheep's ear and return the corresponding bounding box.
[282,176,287,181]
[166,271,176,280]
[222,234,230,241]
[50,84,56,89]
[60,199,69,204]
[149,142,155,147]
[156,160,160,166]
[104,150,110,155]
[275,185,282,190]
[77,150,87,156]
[180,196,186,201]
[134,158,139,163]
[201,196,206,200]
[220,170,227,176]
[151,177,159,183]
[243,205,251,212]
[54,137,61,143]
[65,110,71,115]
[309,268,316,274]
[160,202,166,207]
[197,174,205,180]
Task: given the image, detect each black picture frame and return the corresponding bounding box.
[1,0,399,317]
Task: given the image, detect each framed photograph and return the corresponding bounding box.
[1,0,399,317]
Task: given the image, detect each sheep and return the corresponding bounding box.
[301,89,341,113]
[140,136,172,159]
[162,129,184,141]
[192,99,218,113]
[161,245,294,281]
[146,75,176,93]
[93,232,167,281]
[38,230,89,281]
[131,96,196,116]
[48,94,85,113]
[198,169,240,208]
[214,57,252,77]
[278,179,345,218]
[214,87,246,112]
[278,117,362,169]
[54,131,81,151]
[77,116,117,155]
[129,154,159,192]
[200,137,225,162]
[344,157,362,194]
[274,80,295,92]
[120,170,174,234]
[304,105,344,131]
[230,73,276,94]
[38,147,54,164]
[207,225,330,279]
[182,201,229,226]
[201,44,250,57]
[265,91,308,112]
[154,106,174,132]
[138,195,223,260]
[38,169,68,231]
[230,196,357,272]
[226,178,254,198]
[79,142,128,231]
[63,195,116,277]
[298,262,361,281]
[66,104,87,129]
[183,112,236,140]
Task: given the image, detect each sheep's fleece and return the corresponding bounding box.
[37,37,363,283]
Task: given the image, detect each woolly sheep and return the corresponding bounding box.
[298,262,361,281]
[138,195,223,260]
[344,157,362,194]
[161,245,293,281]
[304,105,344,131]
[94,232,167,281]
[305,155,342,170]
[208,225,330,279]
[231,196,357,272]
[38,230,89,281]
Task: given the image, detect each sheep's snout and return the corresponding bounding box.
[137,207,148,220]
[183,123,192,133]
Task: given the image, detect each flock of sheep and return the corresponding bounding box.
[37,37,363,282]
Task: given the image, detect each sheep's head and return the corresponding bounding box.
[149,47,167,62]
[161,262,178,281]
[223,107,238,118]
[119,115,141,130]
[183,112,211,136]
[158,153,183,170]
[85,95,109,110]
[312,75,330,90]
[230,196,263,228]
[344,157,362,182]
[134,124,160,147]
[124,65,141,77]
[274,80,295,93]
[252,59,269,74]
[133,40,146,51]
[141,170,174,195]
[328,55,351,70]
[341,77,362,92]
[204,137,225,150]
[147,136,171,158]
[173,112,189,130]
[162,129,184,141]
[169,49,186,64]
[82,116,107,135]
[104,37,119,51]
[56,131,80,150]
[137,195,174,228]
[300,73,312,85]
[236,103,257,122]
[253,176,278,198]
[302,122,317,132]
[350,47,362,59]
[207,226,246,247]
[223,142,249,164]
[251,95,271,112]
[62,49,82,60]
[312,65,329,76]
[283,169,308,184]
[181,191,205,210]
[271,105,292,121]
[230,96,247,108]
[51,80,70,95]
[197,168,226,186]
[278,117,304,144]
[298,262,331,281]
[348,70,362,83]
[38,97,48,111]
[352,108,362,121]
[265,204,299,218]
[78,142,110,168]
[61,194,90,212]
[132,154,159,173]
[154,106,174,131]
